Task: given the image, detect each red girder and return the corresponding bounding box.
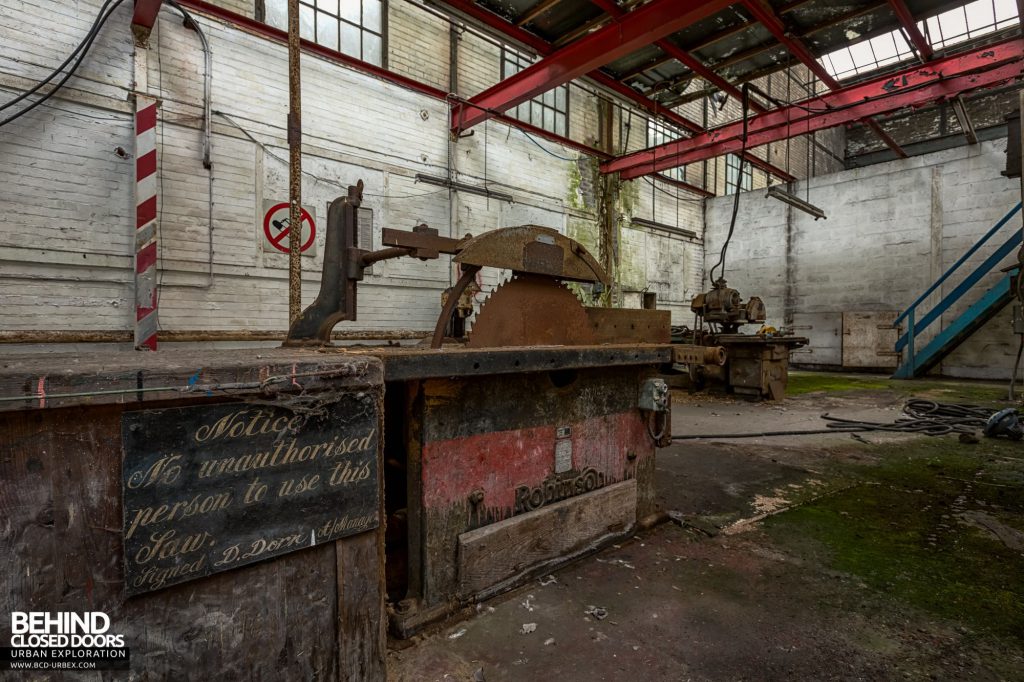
[451,0,733,131]
[131,0,163,36]
[437,0,697,135]
[171,0,610,159]
[741,0,909,155]
[651,174,715,197]
[742,0,838,89]
[887,0,934,60]
[582,0,763,112]
[439,0,794,182]
[602,39,1024,179]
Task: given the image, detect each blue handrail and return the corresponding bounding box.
[894,202,1022,327]
[895,227,1022,352]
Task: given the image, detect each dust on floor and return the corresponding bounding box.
[388,375,1024,681]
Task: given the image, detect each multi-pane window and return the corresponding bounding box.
[501,47,568,137]
[724,154,752,194]
[924,0,1017,49]
[647,118,686,182]
[263,0,385,66]
[818,0,1017,80]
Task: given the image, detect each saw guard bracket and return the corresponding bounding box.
[284,182,614,347]
[455,225,609,286]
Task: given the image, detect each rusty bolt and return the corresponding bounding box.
[468,489,484,507]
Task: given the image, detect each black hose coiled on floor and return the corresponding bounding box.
[673,399,1011,440]
[820,399,994,436]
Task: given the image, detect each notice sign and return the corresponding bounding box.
[121,395,380,596]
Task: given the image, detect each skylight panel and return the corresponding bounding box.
[818,1,1016,81]
[994,0,1017,24]
[939,6,969,41]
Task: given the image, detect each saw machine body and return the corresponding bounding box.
[284,181,675,349]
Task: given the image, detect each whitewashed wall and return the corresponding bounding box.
[705,139,1020,379]
[0,0,713,343]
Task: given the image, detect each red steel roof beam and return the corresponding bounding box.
[741,0,908,157]
[584,0,767,113]
[600,39,1024,178]
[438,0,794,181]
[741,0,839,88]
[451,0,734,131]
[652,174,715,197]
[887,0,934,60]
[131,0,164,41]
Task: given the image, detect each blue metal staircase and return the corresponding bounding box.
[892,202,1022,379]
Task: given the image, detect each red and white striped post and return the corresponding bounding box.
[134,95,159,350]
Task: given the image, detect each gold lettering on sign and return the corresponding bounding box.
[123,398,380,596]
[125,491,233,540]
[134,529,214,564]
[194,429,377,480]
[132,554,208,591]
[126,454,182,489]
[328,457,372,486]
[193,409,305,443]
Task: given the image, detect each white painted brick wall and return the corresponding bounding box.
[0,0,713,339]
[706,139,1020,379]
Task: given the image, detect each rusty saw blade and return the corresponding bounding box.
[467,274,598,348]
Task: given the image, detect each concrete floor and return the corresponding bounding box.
[388,373,1024,681]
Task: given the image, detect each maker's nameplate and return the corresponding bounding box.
[121,396,379,596]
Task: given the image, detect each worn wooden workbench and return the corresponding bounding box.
[0,348,386,680]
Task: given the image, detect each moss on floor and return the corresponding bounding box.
[764,437,1024,641]
[786,372,1010,406]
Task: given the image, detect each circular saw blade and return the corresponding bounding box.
[467,274,597,348]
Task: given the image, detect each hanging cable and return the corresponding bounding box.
[158,0,216,290]
[520,128,577,159]
[214,111,448,199]
[0,0,127,127]
[707,83,750,286]
[0,0,122,115]
[643,175,704,202]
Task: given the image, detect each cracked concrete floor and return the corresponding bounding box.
[388,374,1024,681]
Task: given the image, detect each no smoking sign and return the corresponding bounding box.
[261,200,317,257]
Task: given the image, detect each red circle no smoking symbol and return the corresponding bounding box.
[263,203,316,253]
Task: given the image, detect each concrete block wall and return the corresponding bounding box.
[0,0,719,343]
[705,138,1021,379]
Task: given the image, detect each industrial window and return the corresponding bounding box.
[261,0,385,66]
[724,154,752,194]
[646,119,686,182]
[501,47,568,137]
[818,0,1017,80]
[924,0,1018,49]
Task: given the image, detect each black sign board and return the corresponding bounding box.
[121,395,380,596]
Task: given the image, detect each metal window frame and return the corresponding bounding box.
[499,45,569,137]
[645,117,686,183]
[258,0,388,66]
[724,153,752,194]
